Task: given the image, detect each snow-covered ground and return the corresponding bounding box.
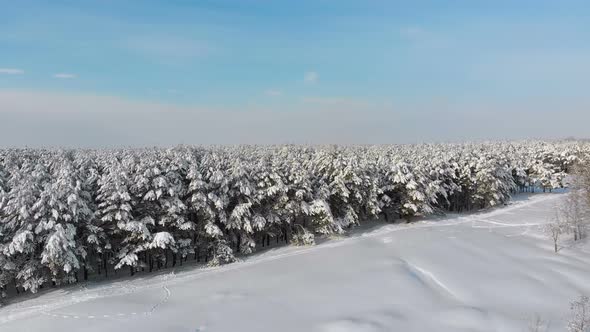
[1,192,589,332]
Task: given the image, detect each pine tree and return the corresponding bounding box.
[96,158,142,275]
[1,159,50,293]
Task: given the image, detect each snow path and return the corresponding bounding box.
[1,192,589,332]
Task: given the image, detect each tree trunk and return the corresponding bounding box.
[104,255,108,278]
[236,233,241,254]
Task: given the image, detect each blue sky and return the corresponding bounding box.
[1,0,589,146]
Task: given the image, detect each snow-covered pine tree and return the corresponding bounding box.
[73,153,106,280]
[34,155,94,285]
[199,150,236,265]
[97,156,144,276]
[186,155,213,262]
[1,158,50,293]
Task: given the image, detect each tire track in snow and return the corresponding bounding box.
[471,219,544,228]
[406,262,456,299]
[505,227,531,238]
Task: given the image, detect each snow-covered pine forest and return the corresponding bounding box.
[0,141,588,300]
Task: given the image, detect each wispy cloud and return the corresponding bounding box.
[265,89,283,96]
[0,68,24,75]
[53,73,77,79]
[125,35,212,61]
[304,71,318,83]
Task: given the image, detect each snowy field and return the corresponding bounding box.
[1,192,589,332]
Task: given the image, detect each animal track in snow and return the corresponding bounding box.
[41,285,171,320]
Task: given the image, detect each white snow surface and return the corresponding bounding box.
[1,192,590,332]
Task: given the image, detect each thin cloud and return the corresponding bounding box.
[54,73,77,79]
[302,97,351,105]
[0,68,24,75]
[0,90,588,147]
[399,26,449,48]
[400,26,424,39]
[301,96,370,108]
[304,71,318,83]
[265,89,283,96]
